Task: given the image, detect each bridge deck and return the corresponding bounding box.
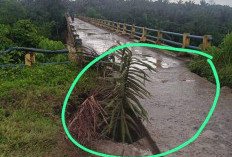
[72,18,232,157]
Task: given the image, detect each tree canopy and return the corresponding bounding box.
[66,0,232,45]
[0,0,26,25]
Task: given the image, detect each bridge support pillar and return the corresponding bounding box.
[178,33,190,56]
[110,22,115,31]
[116,23,120,33]
[203,35,212,51]
[96,19,100,26]
[156,30,163,45]
[130,24,135,39]
[103,20,107,28]
[25,53,35,66]
[107,21,111,30]
[122,24,127,35]
[140,27,147,42]
[101,20,104,27]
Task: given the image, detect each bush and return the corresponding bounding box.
[0,0,26,25]
[0,21,67,64]
[10,20,41,47]
[36,38,68,63]
[190,33,232,87]
[0,63,98,156]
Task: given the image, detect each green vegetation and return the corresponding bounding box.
[1,0,232,155]
[0,63,98,156]
[86,7,104,19]
[21,0,66,41]
[0,0,68,65]
[68,0,232,46]
[101,47,155,143]
[0,20,67,64]
[36,38,68,63]
[190,33,232,87]
[68,46,155,144]
[0,0,26,25]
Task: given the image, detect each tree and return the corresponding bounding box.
[0,0,26,25]
[20,0,66,40]
[101,46,155,143]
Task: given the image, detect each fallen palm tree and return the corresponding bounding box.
[68,89,107,145]
[68,43,156,145]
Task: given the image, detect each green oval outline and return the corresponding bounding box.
[61,43,220,157]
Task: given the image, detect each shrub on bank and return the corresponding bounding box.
[0,20,67,65]
[190,33,232,88]
[0,63,98,156]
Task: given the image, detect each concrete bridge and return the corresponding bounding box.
[67,17,232,157]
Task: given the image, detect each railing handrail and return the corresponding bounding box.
[0,47,69,55]
[76,16,213,53]
[160,30,183,37]
[85,17,212,40]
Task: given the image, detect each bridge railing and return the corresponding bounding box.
[0,15,101,68]
[79,16,213,52]
[0,47,70,68]
[0,16,74,68]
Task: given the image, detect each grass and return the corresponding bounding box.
[0,63,98,157]
[189,33,232,88]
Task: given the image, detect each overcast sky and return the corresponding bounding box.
[170,0,232,6]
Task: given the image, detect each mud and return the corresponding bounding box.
[71,18,232,157]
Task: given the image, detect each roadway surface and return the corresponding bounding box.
[72,18,232,157]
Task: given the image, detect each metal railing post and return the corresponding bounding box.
[116,23,120,33]
[96,19,99,26]
[178,33,191,56]
[75,39,83,53]
[203,35,212,51]
[99,20,102,27]
[25,52,35,66]
[107,21,111,30]
[140,27,147,42]
[111,22,115,31]
[102,20,104,27]
[104,20,107,28]
[102,20,105,28]
[156,30,163,45]
[122,24,127,35]
[182,33,190,48]
[130,24,135,39]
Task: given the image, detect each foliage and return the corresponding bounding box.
[0,24,14,64]
[20,0,66,41]
[100,47,155,143]
[0,63,98,156]
[10,20,41,47]
[68,92,107,146]
[0,24,14,50]
[36,21,57,39]
[0,0,26,25]
[190,33,232,87]
[38,38,65,50]
[1,20,41,64]
[0,0,66,41]
[36,38,68,63]
[0,109,59,157]
[86,7,105,19]
[68,0,232,46]
[0,21,68,64]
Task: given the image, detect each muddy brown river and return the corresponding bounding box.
[71,18,232,157]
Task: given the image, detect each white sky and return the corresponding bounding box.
[170,0,232,6]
